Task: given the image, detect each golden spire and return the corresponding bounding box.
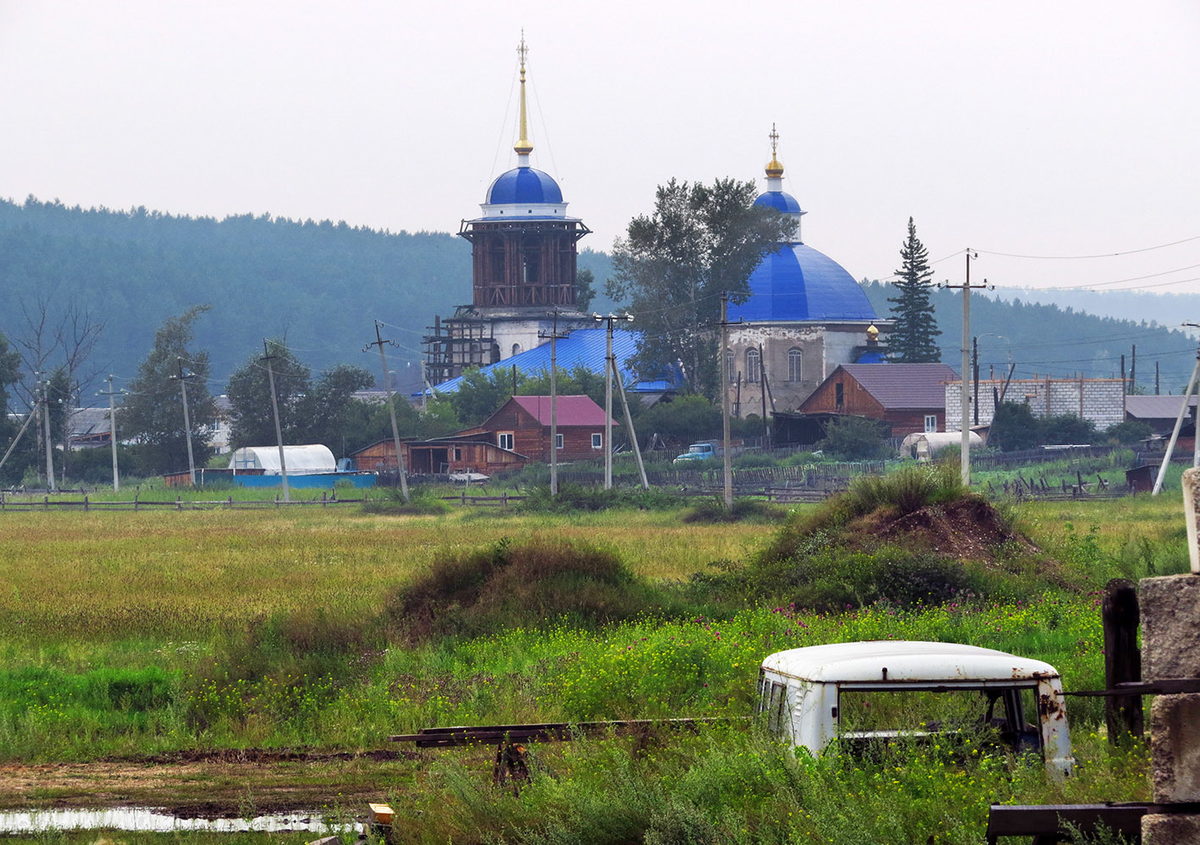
[514,32,533,158]
[765,123,784,179]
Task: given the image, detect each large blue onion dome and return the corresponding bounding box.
[730,126,875,323]
[729,242,877,322]
[486,166,563,204]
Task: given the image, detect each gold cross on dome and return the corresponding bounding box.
[769,123,779,156]
[517,31,528,70]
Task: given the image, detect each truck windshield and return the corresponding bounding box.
[837,686,1040,751]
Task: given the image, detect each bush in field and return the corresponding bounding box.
[518,483,683,513]
[384,538,659,640]
[362,487,451,515]
[696,543,972,611]
[682,497,787,523]
[817,415,892,459]
[840,462,964,518]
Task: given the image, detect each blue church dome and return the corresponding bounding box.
[754,190,802,215]
[729,242,877,323]
[486,166,563,205]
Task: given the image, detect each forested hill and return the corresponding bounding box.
[862,281,1195,391]
[0,196,614,384]
[0,196,1191,394]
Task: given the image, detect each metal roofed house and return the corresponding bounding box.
[758,641,1073,780]
[460,394,618,463]
[1124,394,1197,437]
[782,363,959,443]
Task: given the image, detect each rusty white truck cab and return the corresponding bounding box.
[758,641,1074,779]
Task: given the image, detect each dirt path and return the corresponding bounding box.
[0,750,429,817]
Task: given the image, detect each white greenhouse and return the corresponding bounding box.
[228,444,338,474]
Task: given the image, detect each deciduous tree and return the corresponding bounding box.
[608,178,795,399]
[121,306,217,473]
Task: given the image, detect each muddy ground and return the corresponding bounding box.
[0,749,435,817]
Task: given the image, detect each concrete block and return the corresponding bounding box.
[1152,694,1200,803]
[1140,574,1200,680]
[1142,812,1200,845]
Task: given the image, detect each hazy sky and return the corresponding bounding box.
[2,1,1198,309]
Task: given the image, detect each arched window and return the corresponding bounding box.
[788,348,803,383]
[512,343,523,357]
[726,351,735,383]
[746,348,761,384]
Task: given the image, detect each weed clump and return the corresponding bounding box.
[362,487,451,515]
[518,483,684,513]
[682,497,787,524]
[385,538,658,640]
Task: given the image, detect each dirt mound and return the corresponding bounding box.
[860,496,1036,561]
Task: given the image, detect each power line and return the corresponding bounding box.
[977,233,1200,260]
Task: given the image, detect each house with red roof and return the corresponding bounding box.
[465,394,617,463]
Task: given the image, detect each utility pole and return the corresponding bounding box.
[939,251,992,486]
[595,313,634,490]
[1156,361,1161,396]
[169,358,197,486]
[98,375,122,492]
[720,293,733,508]
[365,320,410,502]
[972,336,981,426]
[38,374,56,492]
[539,310,568,496]
[1153,326,1200,494]
[262,340,291,503]
[1130,345,1136,394]
[611,356,649,489]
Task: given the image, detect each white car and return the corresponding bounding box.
[758,641,1074,779]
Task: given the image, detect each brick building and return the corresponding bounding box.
[946,376,1126,431]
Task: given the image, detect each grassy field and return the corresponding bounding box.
[0,484,1190,843]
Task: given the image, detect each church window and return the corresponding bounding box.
[746,349,761,384]
[788,348,803,383]
[512,343,523,356]
[726,351,735,383]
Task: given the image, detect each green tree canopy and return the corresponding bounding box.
[121,306,218,473]
[227,339,375,454]
[887,217,941,363]
[608,178,795,399]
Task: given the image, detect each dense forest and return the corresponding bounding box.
[0,196,615,386]
[0,195,1192,403]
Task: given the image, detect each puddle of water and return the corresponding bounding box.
[0,807,361,835]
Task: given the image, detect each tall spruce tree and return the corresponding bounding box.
[887,217,941,362]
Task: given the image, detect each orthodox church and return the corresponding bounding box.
[423,37,595,385]
[725,128,887,417]
[424,39,887,415]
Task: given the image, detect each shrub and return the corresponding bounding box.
[518,483,684,513]
[682,497,787,523]
[384,538,659,640]
[841,463,964,518]
[362,487,451,515]
[817,416,892,460]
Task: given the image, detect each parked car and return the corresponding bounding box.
[757,640,1074,779]
[672,440,744,464]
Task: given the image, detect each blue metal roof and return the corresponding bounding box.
[855,350,886,364]
[429,328,672,394]
[754,190,802,214]
[728,242,877,323]
[486,166,563,205]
